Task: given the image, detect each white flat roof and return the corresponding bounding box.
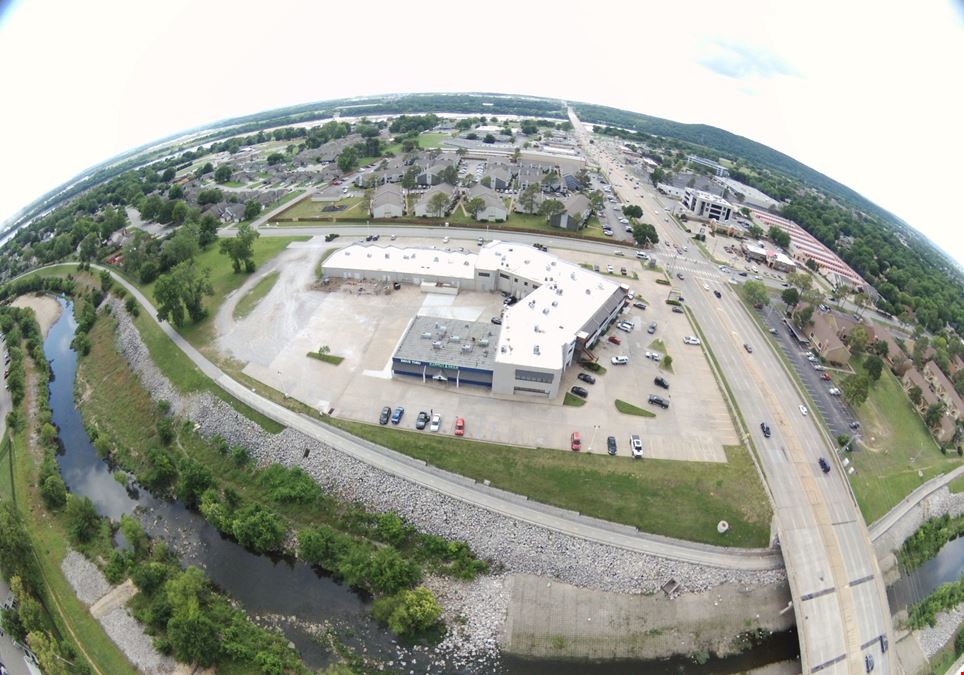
[478,242,622,370]
[324,244,478,281]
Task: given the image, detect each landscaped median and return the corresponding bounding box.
[614,399,655,417]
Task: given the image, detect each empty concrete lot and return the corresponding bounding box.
[214,235,737,461]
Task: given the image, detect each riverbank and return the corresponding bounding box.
[99,292,789,662]
[10,293,61,337]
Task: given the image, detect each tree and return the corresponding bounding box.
[371,586,442,637]
[805,258,819,272]
[40,475,67,509]
[743,280,769,306]
[401,166,419,190]
[337,147,358,173]
[588,190,604,211]
[479,176,492,188]
[78,232,99,261]
[171,199,189,225]
[266,152,285,166]
[747,224,764,239]
[518,184,540,213]
[231,504,285,553]
[176,458,212,508]
[538,199,565,221]
[768,226,791,249]
[439,165,459,185]
[219,223,260,273]
[632,222,659,247]
[154,260,214,327]
[864,354,884,382]
[873,339,890,359]
[483,133,496,144]
[622,204,643,219]
[794,304,815,330]
[465,197,486,220]
[924,402,946,430]
[787,271,813,292]
[243,200,262,221]
[195,162,214,178]
[214,165,232,184]
[842,373,870,408]
[848,325,869,356]
[65,495,100,543]
[196,188,223,206]
[427,191,449,218]
[908,385,923,406]
[781,287,800,309]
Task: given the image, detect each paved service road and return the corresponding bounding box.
[568,107,895,675]
[0,579,32,675]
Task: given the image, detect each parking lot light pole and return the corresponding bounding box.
[278,370,288,399]
[588,424,600,453]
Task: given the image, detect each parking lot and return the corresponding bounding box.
[756,304,859,440]
[215,236,738,462]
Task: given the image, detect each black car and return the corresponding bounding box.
[577,372,596,384]
[654,377,669,389]
[371,234,380,241]
[570,386,589,399]
[415,411,430,430]
[648,394,669,409]
[633,302,647,310]
[491,316,502,325]
[378,406,392,425]
[818,457,831,474]
[607,436,617,456]
[760,422,771,438]
[713,290,722,299]
[365,235,374,241]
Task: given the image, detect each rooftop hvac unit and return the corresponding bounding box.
[552,301,558,307]
[533,345,541,355]
[524,260,530,265]
[570,272,576,280]
[449,335,461,342]
[585,289,591,295]
[461,344,472,352]
[528,300,536,308]
[500,345,507,353]
[542,308,550,315]
[439,325,447,332]
[420,332,432,339]
[551,261,557,266]
[479,338,489,347]
[432,341,443,349]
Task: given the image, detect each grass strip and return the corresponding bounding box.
[307,351,344,365]
[233,271,279,320]
[614,400,655,417]
[563,393,586,407]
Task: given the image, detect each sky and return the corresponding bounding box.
[1,0,962,263]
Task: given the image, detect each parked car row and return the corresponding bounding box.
[379,406,464,436]
[572,432,644,459]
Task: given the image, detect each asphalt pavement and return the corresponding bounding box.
[0,578,33,675]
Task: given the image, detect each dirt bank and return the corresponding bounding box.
[11,294,62,337]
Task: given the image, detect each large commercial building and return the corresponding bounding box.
[323,241,629,397]
[682,188,733,223]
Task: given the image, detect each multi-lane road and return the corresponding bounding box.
[569,108,895,674]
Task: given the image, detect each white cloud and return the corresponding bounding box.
[0,0,961,263]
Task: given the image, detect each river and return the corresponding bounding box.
[44,297,801,673]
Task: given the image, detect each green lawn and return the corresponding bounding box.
[276,195,364,221]
[136,236,306,349]
[328,420,772,548]
[648,338,667,353]
[418,132,453,149]
[950,475,964,494]
[614,399,655,417]
[846,358,961,523]
[307,351,344,366]
[233,271,279,320]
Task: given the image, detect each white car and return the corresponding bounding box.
[645,351,662,362]
[828,388,841,396]
[614,250,625,256]
[429,414,441,432]
[682,336,701,345]
[442,236,449,243]
[606,264,614,273]
[611,355,629,365]
[619,218,629,225]
[616,321,634,332]
[703,283,710,291]
[799,405,809,416]
[630,435,643,459]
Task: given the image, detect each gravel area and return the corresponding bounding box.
[107,297,786,660]
[100,607,177,675]
[424,574,511,670]
[917,603,964,659]
[61,550,110,606]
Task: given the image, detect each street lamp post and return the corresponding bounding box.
[278,370,288,399]
[588,424,600,453]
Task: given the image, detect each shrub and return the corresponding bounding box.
[371,586,442,637]
[65,495,101,543]
[231,504,285,553]
[40,475,67,509]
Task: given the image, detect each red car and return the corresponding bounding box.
[608,335,622,345]
[821,372,832,381]
[570,432,581,452]
[454,417,465,436]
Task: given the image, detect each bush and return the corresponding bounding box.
[124,296,140,317]
[176,458,213,508]
[258,464,322,504]
[371,586,442,637]
[156,417,174,445]
[65,495,101,543]
[366,548,421,595]
[40,474,67,509]
[231,444,251,467]
[142,447,178,491]
[231,504,285,553]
